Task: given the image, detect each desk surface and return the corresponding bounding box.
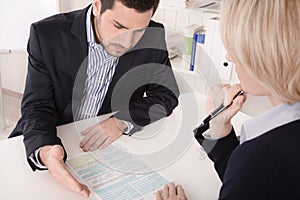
[0,92,223,200]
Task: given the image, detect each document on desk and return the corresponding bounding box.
[67,153,169,200]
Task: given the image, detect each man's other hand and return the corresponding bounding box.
[39,145,90,197]
[80,117,126,151]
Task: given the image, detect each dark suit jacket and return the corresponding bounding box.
[195,120,300,200]
[10,5,179,170]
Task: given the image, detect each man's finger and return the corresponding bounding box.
[48,157,90,197]
[82,131,104,151]
[89,135,108,151]
[98,137,112,150]
[80,127,99,147]
[79,184,90,198]
[60,171,90,197]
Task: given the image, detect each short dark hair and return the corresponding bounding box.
[100,0,160,15]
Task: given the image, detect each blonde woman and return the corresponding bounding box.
[157,0,300,199]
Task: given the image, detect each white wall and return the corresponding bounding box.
[0,0,59,94]
[1,0,208,94]
[0,0,271,116]
[0,0,92,94]
[0,51,27,94]
[59,0,92,12]
[156,6,272,116]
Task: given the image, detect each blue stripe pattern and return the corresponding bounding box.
[75,6,119,120]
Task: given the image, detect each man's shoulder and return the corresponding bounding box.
[32,6,89,30]
[34,10,75,26]
[149,20,164,28]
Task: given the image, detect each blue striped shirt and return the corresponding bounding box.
[75,6,119,120]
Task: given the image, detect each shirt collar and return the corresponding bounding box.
[86,6,107,51]
[240,102,300,143]
[86,5,95,45]
[86,5,118,60]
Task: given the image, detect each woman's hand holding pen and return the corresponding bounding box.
[206,84,246,139]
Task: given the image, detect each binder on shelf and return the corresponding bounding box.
[190,30,206,71]
[194,17,233,82]
[206,18,233,81]
[183,24,204,56]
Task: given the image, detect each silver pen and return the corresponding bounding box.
[194,90,244,136]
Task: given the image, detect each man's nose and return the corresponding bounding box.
[118,30,134,49]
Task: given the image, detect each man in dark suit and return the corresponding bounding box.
[9,0,179,197]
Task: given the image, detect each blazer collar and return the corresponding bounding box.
[70,4,91,51]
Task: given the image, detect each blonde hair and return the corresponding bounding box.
[220,0,300,104]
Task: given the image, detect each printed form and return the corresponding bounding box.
[67,153,168,200]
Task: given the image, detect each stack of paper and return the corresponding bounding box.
[160,0,188,8]
[190,0,221,12]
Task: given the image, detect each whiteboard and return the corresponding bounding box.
[0,0,59,50]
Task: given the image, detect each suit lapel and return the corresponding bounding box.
[69,5,90,115]
[70,5,90,55]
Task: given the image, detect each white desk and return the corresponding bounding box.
[0,50,9,129]
[0,92,223,200]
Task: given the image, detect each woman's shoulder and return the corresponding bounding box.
[220,121,300,199]
[228,119,300,177]
[239,119,300,160]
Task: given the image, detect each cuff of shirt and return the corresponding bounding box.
[202,130,219,141]
[123,120,134,135]
[28,148,48,170]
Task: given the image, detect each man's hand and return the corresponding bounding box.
[156,183,187,200]
[39,145,90,197]
[206,84,246,139]
[80,117,126,152]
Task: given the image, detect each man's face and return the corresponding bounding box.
[93,1,153,57]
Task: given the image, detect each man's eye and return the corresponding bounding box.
[114,24,123,29]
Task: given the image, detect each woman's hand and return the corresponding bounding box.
[206,84,246,139]
[156,183,187,200]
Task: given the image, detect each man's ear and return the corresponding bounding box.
[92,0,101,17]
